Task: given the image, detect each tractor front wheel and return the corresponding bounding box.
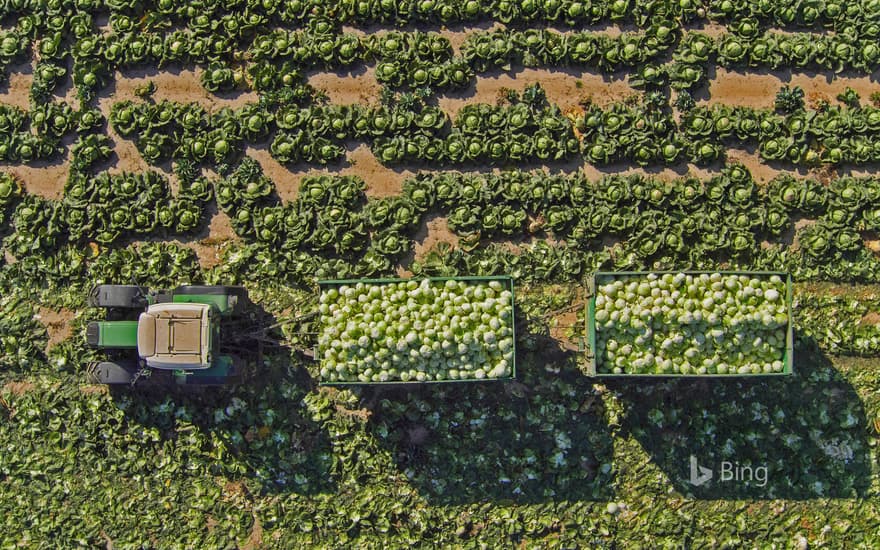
[87,361,139,385]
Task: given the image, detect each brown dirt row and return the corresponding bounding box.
[707,68,880,110]
[308,67,634,114]
[104,67,261,110]
[1,380,36,396]
[692,22,729,39]
[171,210,239,269]
[340,23,623,54]
[0,63,32,110]
[412,214,458,261]
[438,69,634,114]
[7,158,70,200]
[309,67,384,107]
[796,281,880,298]
[247,143,414,201]
[197,209,239,266]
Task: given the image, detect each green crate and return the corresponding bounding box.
[316,276,517,385]
[584,271,794,378]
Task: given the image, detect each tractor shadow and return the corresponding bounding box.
[362,322,615,505]
[101,297,335,497]
[609,336,872,500]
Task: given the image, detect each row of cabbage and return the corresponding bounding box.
[456,28,880,92]
[0,166,211,255]
[0,103,105,164]
[5,158,880,249]
[4,161,880,284]
[6,3,880,106]
[3,0,879,32]
[169,163,880,285]
[6,86,879,168]
[103,91,880,167]
[106,89,581,166]
[577,96,880,166]
[6,19,880,102]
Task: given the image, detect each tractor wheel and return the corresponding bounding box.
[175,285,248,313]
[88,285,146,308]
[174,285,245,296]
[87,361,138,385]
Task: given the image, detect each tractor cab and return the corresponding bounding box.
[137,303,217,369]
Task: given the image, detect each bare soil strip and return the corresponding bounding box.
[438,69,634,115]
[101,67,260,111]
[308,67,383,106]
[707,68,880,109]
[158,210,239,269]
[7,159,70,200]
[412,214,458,261]
[36,306,75,353]
[0,63,32,110]
[254,143,415,200]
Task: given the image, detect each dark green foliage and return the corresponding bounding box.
[775,85,805,114]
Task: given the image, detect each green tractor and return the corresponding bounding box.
[86,284,249,386]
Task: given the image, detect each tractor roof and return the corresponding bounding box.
[137,303,213,369]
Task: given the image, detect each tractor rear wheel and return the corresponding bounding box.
[175,285,246,297]
[88,285,146,308]
[175,285,248,313]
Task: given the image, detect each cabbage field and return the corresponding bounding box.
[2,0,880,546]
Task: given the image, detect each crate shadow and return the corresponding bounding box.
[365,347,615,505]
[609,337,872,500]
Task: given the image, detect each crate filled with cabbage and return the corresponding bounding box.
[317,276,516,384]
[586,272,793,377]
